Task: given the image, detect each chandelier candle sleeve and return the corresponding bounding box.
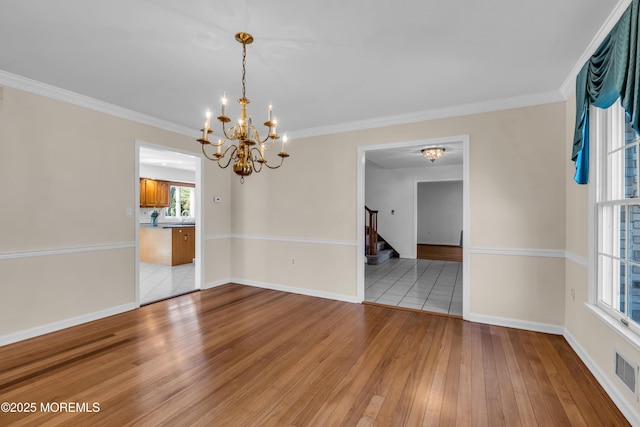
[221,93,227,117]
[204,110,211,139]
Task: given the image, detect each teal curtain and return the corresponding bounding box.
[572,0,640,184]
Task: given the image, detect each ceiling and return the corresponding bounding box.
[139,147,196,171]
[0,1,623,163]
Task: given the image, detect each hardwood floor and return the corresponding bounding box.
[417,244,463,262]
[0,284,629,426]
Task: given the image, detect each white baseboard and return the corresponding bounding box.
[202,279,231,289]
[229,278,360,304]
[465,312,564,335]
[0,302,138,347]
[563,328,640,426]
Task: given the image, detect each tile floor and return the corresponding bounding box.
[365,258,463,316]
[140,262,196,304]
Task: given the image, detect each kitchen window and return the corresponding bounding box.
[164,184,195,219]
[593,101,640,336]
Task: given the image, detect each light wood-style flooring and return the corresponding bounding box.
[0,284,629,426]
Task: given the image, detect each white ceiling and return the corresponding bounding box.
[0,0,624,163]
[140,146,196,171]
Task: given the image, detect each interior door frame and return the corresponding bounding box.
[356,135,470,318]
[134,140,204,306]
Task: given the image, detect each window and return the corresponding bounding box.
[594,101,640,335]
[164,184,195,219]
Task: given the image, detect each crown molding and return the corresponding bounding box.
[288,90,565,140]
[0,69,198,138]
[0,68,566,142]
[559,0,633,98]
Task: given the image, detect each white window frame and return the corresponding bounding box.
[592,102,640,338]
[164,184,195,219]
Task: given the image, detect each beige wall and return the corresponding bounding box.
[228,102,567,326]
[0,87,231,339]
[1,85,566,341]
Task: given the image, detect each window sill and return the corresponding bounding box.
[585,303,640,352]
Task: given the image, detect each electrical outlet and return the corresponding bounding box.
[571,288,575,301]
[291,257,296,265]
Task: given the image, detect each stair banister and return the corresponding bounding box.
[365,206,378,256]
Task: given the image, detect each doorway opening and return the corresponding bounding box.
[357,136,469,318]
[135,142,203,305]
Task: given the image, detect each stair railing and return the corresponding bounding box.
[365,206,378,255]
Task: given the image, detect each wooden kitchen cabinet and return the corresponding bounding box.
[140,178,156,207]
[140,178,170,208]
[157,181,170,207]
[171,227,195,265]
[140,226,195,266]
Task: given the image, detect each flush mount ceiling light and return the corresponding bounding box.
[421,147,446,163]
[197,32,289,183]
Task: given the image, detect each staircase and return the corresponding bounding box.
[365,206,398,265]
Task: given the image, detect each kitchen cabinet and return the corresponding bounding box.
[140,178,170,208]
[140,226,195,266]
[157,181,170,207]
[171,227,195,265]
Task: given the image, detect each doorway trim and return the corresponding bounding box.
[134,140,204,306]
[356,135,470,318]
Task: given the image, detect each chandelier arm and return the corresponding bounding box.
[201,143,220,161]
[261,155,286,170]
[217,146,238,169]
[221,121,238,140]
[249,125,260,143]
[220,143,237,158]
[248,152,264,174]
[259,132,273,145]
[249,146,265,164]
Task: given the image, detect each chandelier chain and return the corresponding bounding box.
[241,42,247,99]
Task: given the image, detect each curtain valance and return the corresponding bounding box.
[572,0,640,184]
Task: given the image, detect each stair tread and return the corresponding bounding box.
[365,248,395,265]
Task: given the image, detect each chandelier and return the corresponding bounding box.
[421,147,446,163]
[197,32,289,182]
